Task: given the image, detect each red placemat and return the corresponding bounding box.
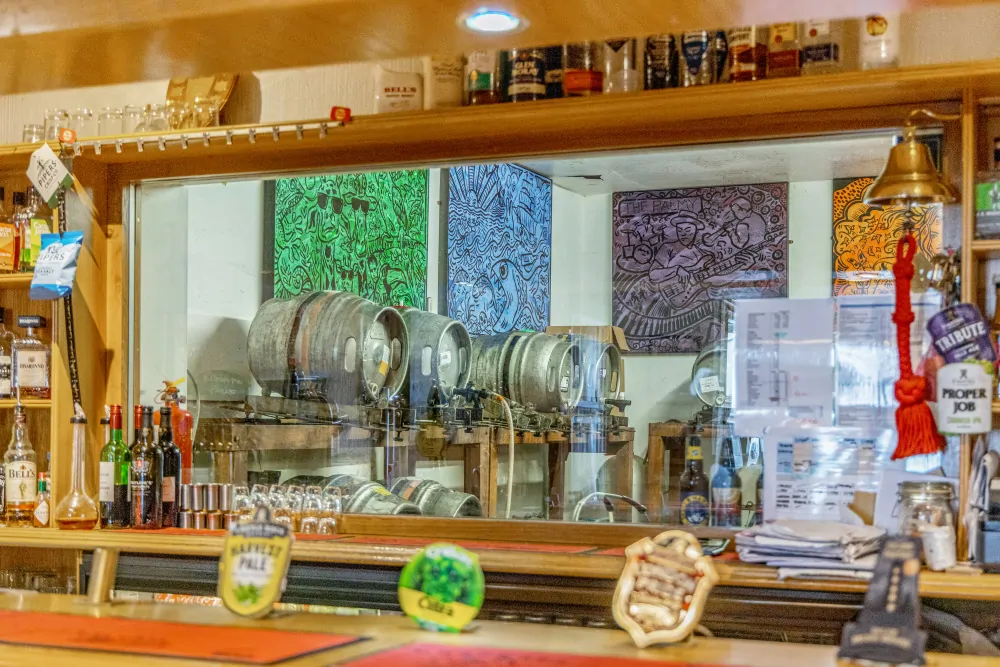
[341,535,594,553]
[0,610,363,664]
[340,643,722,666]
[116,528,349,540]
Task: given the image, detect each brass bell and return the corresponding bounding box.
[865,109,959,206]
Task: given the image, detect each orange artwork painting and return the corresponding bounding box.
[832,177,943,296]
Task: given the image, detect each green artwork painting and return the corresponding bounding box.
[272,170,428,307]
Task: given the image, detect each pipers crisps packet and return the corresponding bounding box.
[30,231,82,300]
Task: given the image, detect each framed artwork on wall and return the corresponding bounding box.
[612,183,789,354]
[832,177,943,296]
[270,170,429,307]
[447,164,553,336]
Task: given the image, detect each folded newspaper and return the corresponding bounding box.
[737,520,886,571]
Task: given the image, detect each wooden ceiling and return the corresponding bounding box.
[0,0,998,93]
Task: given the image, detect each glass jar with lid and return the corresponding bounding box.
[898,481,956,571]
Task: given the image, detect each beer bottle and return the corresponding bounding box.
[680,436,710,526]
[711,439,742,527]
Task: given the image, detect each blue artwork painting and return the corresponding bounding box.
[447,164,552,336]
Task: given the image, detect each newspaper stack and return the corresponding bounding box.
[736,520,886,581]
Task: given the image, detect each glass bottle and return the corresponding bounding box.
[861,13,900,70]
[543,46,564,99]
[680,31,714,87]
[712,30,729,83]
[4,406,36,526]
[11,192,27,273]
[603,38,638,93]
[0,187,17,274]
[727,25,768,82]
[33,471,49,527]
[508,47,547,102]
[130,406,162,529]
[0,308,12,400]
[13,315,50,400]
[22,187,52,273]
[679,436,709,526]
[767,23,801,78]
[801,20,848,75]
[99,404,131,528]
[644,35,678,90]
[465,51,501,105]
[159,406,181,528]
[710,440,742,527]
[563,42,604,96]
[54,415,99,529]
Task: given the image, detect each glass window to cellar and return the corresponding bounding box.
[130,128,961,529]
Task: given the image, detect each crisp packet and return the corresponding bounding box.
[30,231,82,300]
[927,303,997,365]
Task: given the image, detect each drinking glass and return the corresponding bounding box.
[299,486,323,534]
[166,100,191,130]
[318,488,343,535]
[123,105,144,133]
[98,107,124,136]
[232,485,252,521]
[249,484,269,513]
[136,104,169,133]
[68,108,97,138]
[268,484,293,528]
[285,485,305,531]
[43,109,68,140]
[21,124,43,143]
[191,97,220,127]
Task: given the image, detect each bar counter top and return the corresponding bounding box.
[0,592,991,667]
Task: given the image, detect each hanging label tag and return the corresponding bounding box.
[218,506,293,619]
[936,362,992,434]
[26,143,73,208]
[398,543,485,633]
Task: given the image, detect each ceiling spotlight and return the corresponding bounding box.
[464,9,522,33]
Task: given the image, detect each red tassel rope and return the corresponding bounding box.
[891,232,945,460]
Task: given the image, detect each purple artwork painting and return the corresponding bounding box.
[612,183,789,354]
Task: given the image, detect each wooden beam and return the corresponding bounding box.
[0,0,997,93]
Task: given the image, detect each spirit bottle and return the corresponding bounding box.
[4,406,36,526]
[603,38,638,93]
[130,406,162,529]
[465,51,501,105]
[679,436,710,526]
[13,315,50,400]
[644,35,678,90]
[801,20,850,75]
[0,308,13,400]
[767,23,801,78]
[22,187,51,272]
[728,26,768,82]
[99,404,131,528]
[508,47,546,102]
[563,42,604,96]
[12,192,28,272]
[0,188,18,274]
[32,471,49,527]
[54,415,99,530]
[860,13,900,70]
[159,406,181,528]
[680,31,713,87]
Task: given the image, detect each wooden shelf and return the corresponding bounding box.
[0,274,32,288]
[0,399,50,409]
[972,239,1000,258]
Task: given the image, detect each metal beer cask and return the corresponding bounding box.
[396,307,472,405]
[325,474,423,515]
[575,338,623,403]
[389,477,482,517]
[247,291,409,404]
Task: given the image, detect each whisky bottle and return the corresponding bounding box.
[465,51,501,105]
[680,31,713,87]
[0,188,18,274]
[710,439,742,527]
[679,436,710,526]
[159,406,182,528]
[801,20,850,75]
[130,406,162,529]
[99,404,131,528]
[563,42,604,96]
[602,38,638,93]
[728,25,768,82]
[860,13,900,70]
[508,47,547,102]
[0,308,13,400]
[644,35,678,90]
[767,23,801,78]
[22,187,51,272]
[4,406,36,526]
[32,471,49,527]
[13,316,50,400]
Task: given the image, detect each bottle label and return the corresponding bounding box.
[681,32,710,75]
[563,70,603,94]
[805,20,831,38]
[466,51,496,92]
[15,351,47,389]
[509,51,546,98]
[862,14,899,64]
[802,44,840,64]
[33,499,48,526]
[99,461,114,502]
[685,443,704,460]
[712,487,742,527]
[681,492,709,526]
[162,475,176,502]
[769,23,798,46]
[768,50,801,71]
[5,461,36,503]
[727,26,756,48]
[0,355,11,397]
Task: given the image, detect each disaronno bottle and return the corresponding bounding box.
[4,406,36,527]
[13,316,50,399]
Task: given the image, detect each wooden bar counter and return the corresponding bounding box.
[0,592,989,667]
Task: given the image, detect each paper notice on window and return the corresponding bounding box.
[834,293,941,430]
[764,426,898,522]
[733,298,836,436]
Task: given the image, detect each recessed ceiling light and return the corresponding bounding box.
[464,9,521,33]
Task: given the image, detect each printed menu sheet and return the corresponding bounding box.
[763,427,898,522]
[733,298,836,436]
